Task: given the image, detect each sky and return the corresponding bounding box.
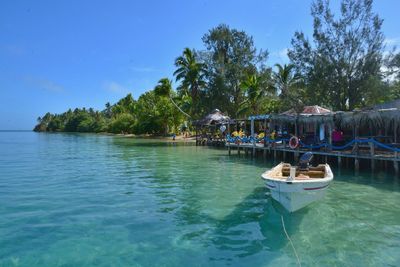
[1,0,399,130]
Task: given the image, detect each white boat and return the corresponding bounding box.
[261,154,333,212]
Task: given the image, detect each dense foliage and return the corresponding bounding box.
[35,0,400,134]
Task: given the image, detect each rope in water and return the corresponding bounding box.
[281,215,302,267]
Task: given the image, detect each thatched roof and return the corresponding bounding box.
[335,108,400,129]
[281,105,331,116]
[335,99,400,129]
[370,99,400,110]
[193,109,231,126]
[272,105,334,124]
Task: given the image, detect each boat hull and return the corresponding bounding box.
[266,180,330,212]
[262,163,333,212]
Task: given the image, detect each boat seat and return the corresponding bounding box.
[281,164,326,178]
[281,170,325,178]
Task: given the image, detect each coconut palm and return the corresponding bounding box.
[273,63,303,112]
[238,74,263,115]
[154,78,191,118]
[173,48,207,117]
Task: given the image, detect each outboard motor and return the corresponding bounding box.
[298,152,313,171]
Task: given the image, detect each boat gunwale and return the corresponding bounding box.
[261,162,334,184]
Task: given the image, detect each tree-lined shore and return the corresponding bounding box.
[34,0,400,135]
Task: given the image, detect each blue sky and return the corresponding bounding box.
[1,0,399,130]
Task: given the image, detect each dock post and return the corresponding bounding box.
[338,155,342,168]
[250,118,255,158]
[237,144,240,155]
[370,141,375,172]
[325,155,328,163]
[354,158,359,172]
[273,149,277,159]
[228,145,231,156]
[263,148,266,159]
[394,160,399,175]
[245,147,248,156]
[294,151,299,162]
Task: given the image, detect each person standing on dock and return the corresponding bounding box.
[332,128,344,146]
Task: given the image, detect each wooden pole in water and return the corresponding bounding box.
[338,155,342,168]
[251,118,255,157]
[235,121,239,155]
[328,122,332,152]
[394,159,399,175]
[195,126,198,146]
[370,141,375,172]
[283,147,286,161]
[227,123,231,155]
[355,158,360,172]
[394,120,399,175]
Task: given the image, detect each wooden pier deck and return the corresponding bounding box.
[225,142,400,173]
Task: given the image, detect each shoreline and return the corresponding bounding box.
[31,131,197,143]
[115,134,197,143]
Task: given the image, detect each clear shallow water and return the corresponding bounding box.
[0,132,399,267]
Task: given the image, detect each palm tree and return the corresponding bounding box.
[173,48,207,117]
[154,78,191,118]
[238,74,263,115]
[273,63,303,112]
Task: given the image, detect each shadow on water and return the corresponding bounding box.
[169,185,310,266]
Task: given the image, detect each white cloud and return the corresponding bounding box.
[24,76,64,93]
[103,81,130,95]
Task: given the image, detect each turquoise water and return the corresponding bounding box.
[0,132,399,267]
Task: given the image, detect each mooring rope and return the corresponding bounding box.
[281,215,302,267]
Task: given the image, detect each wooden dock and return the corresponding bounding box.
[226,142,400,174]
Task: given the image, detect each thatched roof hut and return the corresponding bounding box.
[193,109,231,126]
[335,99,400,130]
[272,105,334,124]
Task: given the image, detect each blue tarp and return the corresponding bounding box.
[248,114,270,120]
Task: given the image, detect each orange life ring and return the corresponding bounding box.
[289,136,299,149]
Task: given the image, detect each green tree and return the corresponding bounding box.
[288,0,385,110]
[108,113,136,134]
[135,90,182,135]
[238,74,263,115]
[154,78,191,118]
[201,24,268,117]
[174,48,207,117]
[273,63,304,112]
